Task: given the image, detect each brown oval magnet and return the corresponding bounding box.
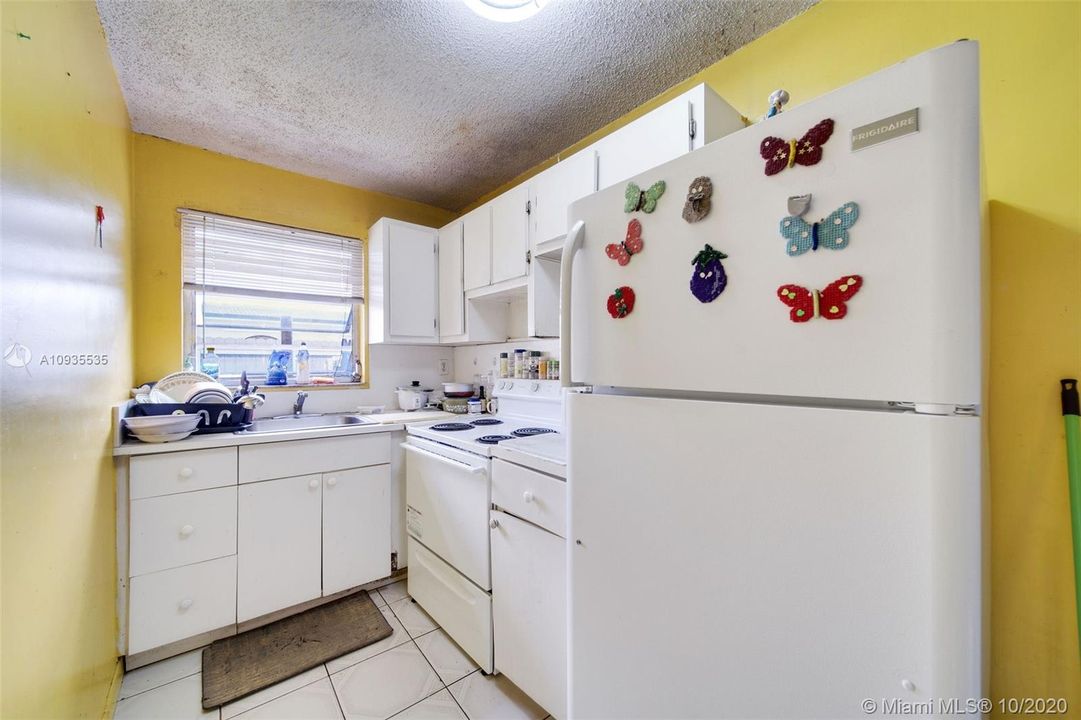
[682,176,712,223]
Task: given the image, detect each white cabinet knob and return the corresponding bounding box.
[489,518,500,529]
[523,491,534,503]
[178,467,193,479]
[327,477,338,487]
[178,598,193,611]
[179,524,194,537]
[309,478,319,489]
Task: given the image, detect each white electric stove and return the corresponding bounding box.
[402,379,563,673]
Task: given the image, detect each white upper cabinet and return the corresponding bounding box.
[530,147,597,249]
[368,218,439,344]
[437,221,465,339]
[462,205,492,291]
[490,184,529,284]
[594,83,744,191]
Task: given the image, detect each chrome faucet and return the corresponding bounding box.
[293,391,309,416]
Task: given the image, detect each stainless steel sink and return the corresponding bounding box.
[243,414,374,434]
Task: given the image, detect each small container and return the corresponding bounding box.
[514,349,527,379]
[529,351,541,379]
[467,398,483,414]
[538,357,548,379]
[498,352,509,378]
[550,359,559,380]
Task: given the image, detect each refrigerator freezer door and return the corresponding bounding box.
[568,42,982,406]
[567,392,983,719]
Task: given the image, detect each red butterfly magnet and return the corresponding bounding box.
[760,118,834,176]
[777,275,862,323]
[606,219,644,266]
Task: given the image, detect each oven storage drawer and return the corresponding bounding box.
[407,539,493,673]
[128,555,237,655]
[492,459,566,538]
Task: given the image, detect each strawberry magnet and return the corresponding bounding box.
[606,286,636,319]
[689,244,728,303]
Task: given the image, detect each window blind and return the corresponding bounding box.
[180,209,364,304]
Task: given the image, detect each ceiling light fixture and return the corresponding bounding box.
[463,0,548,23]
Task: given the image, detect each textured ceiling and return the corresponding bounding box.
[97,0,812,210]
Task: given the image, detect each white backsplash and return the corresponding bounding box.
[254,344,453,417]
[453,339,559,387]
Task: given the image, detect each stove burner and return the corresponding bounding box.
[511,427,557,438]
[431,423,474,432]
[470,418,503,426]
[477,434,515,445]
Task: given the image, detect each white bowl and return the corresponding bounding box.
[130,429,197,443]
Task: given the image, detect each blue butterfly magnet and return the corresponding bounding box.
[779,201,859,256]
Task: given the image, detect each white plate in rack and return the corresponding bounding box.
[154,371,215,402]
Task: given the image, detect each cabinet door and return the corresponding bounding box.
[595,95,693,190]
[238,474,322,622]
[323,465,392,595]
[490,185,528,284]
[491,510,566,719]
[437,221,464,338]
[387,221,438,340]
[462,205,492,291]
[531,149,596,248]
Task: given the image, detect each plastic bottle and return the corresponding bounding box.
[296,342,311,385]
[529,351,541,379]
[514,349,527,379]
[499,352,509,378]
[538,357,547,380]
[201,347,220,380]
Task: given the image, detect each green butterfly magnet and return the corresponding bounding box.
[625,180,666,213]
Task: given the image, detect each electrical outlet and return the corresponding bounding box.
[438,359,450,376]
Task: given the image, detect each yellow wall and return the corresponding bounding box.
[471,0,1081,706]
[1,2,133,718]
[131,135,454,384]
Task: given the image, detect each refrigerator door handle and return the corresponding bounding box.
[560,220,585,388]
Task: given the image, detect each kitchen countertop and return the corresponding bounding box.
[112,407,456,457]
[491,432,566,479]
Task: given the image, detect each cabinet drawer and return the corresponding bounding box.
[130,487,237,577]
[407,539,493,673]
[492,460,566,537]
[130,447,237,499]
[238,434,392,483]
[128,556,236,655]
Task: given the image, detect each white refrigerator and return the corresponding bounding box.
[562,42,985,718]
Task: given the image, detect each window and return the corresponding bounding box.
[181,210,365,386]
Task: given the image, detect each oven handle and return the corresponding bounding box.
[401,443,488,475]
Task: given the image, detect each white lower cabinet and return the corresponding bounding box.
[128,555,236,655]
[491,509,566,719]
[323,465,392,595]
[238,474,323,622]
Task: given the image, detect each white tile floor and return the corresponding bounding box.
[114,581,551,720]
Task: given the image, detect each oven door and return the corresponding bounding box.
[402,436,491,590]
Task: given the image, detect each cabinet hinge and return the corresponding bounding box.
[526,249,532,265]
[689,117,697,142]
[390,552,398,572]
[525,200,532,216]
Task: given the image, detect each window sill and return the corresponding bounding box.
[247,381,369,392]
